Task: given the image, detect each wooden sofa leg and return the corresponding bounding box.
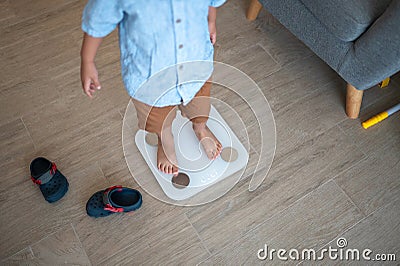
[247,0,263,21]
[346,83,363,119]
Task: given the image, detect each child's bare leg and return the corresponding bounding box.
[179,80,222,160]
[132,98,178,175]
[157,126,178,175]
[192,121,222,160]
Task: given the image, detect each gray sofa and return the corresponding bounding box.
[247,0,400,118]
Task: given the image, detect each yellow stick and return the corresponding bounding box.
[362,103,400,129]
[362,112,389,129]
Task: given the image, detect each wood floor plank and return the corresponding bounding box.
[216,44,280,83]
[1,247,35,266]
[270,79,352,149]
[0,24,86,122]
[30,225,91,265]
[186,125,365,254]
[0,118,35,162]
[21,92,116,149]
[98,215,209,265]
[257,55,341,113]
[23,107,124,172]
[0,159,37,199]
[200,180,363,264]
[314,197,400,265]
[0,1,83,49]
[0,29,81,92]
[0,0,81,27]
[0,0,16,25]
[0,25,119,94]
[98,146,138,186]
[0,81,61,125]
[335,144,400,216]
[2,225,91,265]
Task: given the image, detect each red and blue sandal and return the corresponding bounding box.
[30,157,69,203]
[86,186,142,218]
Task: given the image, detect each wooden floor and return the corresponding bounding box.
[1,0,399,265]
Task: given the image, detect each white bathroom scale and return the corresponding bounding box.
[135,105,248,201]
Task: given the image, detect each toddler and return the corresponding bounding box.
[81,0,225,176]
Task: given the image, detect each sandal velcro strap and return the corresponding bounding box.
[103,185,124,213]
[30,162,57,185]
[29,157,69,203]
[86,186,142,218]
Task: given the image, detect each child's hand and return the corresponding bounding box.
[208,6,217,45]
[81,61,101,98]
[80,33,103,98]
[209,22,217,45]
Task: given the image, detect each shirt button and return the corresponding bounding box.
[179,44,183,49]
[176,19,181,23]
[179,65,183,70]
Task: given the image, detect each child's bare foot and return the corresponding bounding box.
[192,123,222,160]
[157,129,178,175]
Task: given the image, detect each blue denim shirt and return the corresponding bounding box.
[82,0,226,107]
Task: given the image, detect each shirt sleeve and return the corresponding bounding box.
[82,0,124,38]
[210,0,226,7]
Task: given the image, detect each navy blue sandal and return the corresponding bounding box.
[30,157,69,203]
[86,186,142,218]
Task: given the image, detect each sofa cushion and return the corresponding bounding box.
[299,0,392,41]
